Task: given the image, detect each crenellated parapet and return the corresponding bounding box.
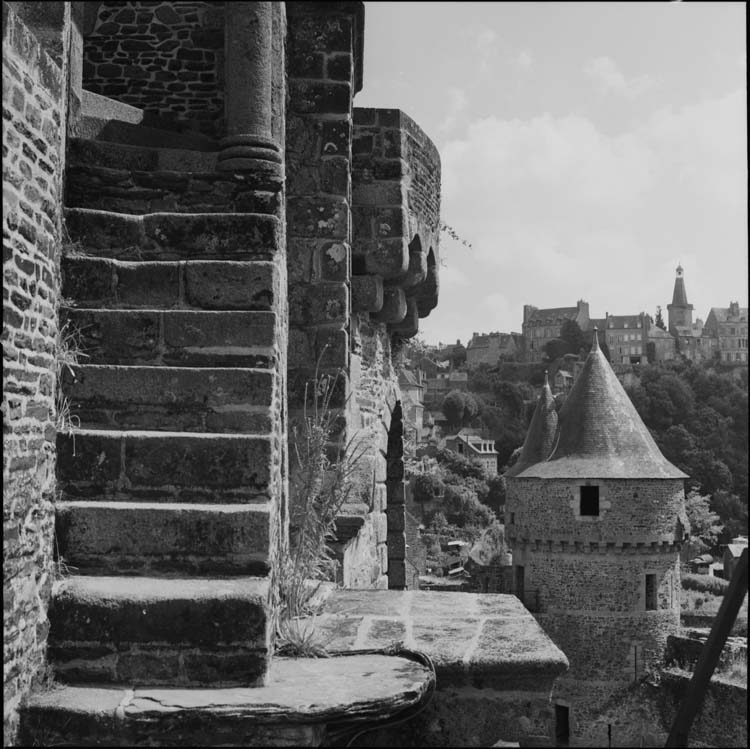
[352,107,440,338]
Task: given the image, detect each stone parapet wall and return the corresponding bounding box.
[513,547,681,613]
[83,1,225,137]
[539,610,679,683]
[2,3,68,742]
[316,589,569,746]
[507,478,685,544]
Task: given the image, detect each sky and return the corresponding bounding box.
[353,2,748,346]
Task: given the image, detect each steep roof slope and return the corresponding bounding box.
[515,335,687,479]
[505,374,558,478]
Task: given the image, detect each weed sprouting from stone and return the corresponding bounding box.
[276,616,329,658]
[54,320,86,454]
[279,361,370,623]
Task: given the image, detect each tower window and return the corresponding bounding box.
[580,486,600,516]
[645,574,657,610]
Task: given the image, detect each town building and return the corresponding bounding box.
[703,302,749,364]
[604,312,650,365]
[521,300,590,362]
[423,368,468,406]
[666,265,708,362]
[505,336,688,745]
[444,428,498,476]
[647,323,677,363]
[398,368,425,449]
[466,331,520,369]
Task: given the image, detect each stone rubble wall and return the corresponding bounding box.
[83,1,225,136]
[2,3,68,743]
[507,477,685,544]
[345,318,399,589]
[513,547,681,614]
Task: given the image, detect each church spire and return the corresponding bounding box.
[671,264,689,306]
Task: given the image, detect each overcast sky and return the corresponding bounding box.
[354,2,747,346]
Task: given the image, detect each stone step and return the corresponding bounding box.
[55,502,272,576]
[66,164,279,216]
[61,257,277,311]
[66,139,282,214]
[60,308,277,368]
[20,654,434,745]
[57,430,274,503]
[64,208,282,262]
[69,135,218,173]
[47,576,271,687]
[63,365,274,433]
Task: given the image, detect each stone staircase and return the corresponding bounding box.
[50,116,284,691]
[19,104,435,746]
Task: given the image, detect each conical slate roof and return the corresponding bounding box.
[671,266,689,306]
[505,373,558,477]
[515,333,687,479]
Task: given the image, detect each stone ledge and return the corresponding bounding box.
[20,654,433,746]
[313,589,567,746]
[317,589,568,687]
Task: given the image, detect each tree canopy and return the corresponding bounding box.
[625,359,748,541]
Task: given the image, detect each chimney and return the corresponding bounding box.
[730,301,740,317]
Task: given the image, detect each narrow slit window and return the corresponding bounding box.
[579,485,600,516]
[645,574,657,610]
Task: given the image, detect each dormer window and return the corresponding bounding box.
[580,486,600,516]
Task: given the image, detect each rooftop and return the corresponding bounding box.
[512,337,687,479]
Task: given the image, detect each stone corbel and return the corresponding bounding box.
[371,287,406,324]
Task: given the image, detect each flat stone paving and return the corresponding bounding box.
[316,589,569,689]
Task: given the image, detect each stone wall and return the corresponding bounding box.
[507,478,686,545]
[83,1,225,136]
[345,318,400,589]
[351,107,440,332]
[285,1,358,407]
[2,2,68,743]
[514,548,681,614]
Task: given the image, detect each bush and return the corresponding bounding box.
[413,473,444,503]
[681,573,729,595]
[435,447,487,480]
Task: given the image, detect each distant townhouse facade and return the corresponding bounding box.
[647,324,677,363]
[466,331,520,369]
[703,302,748,364]
[398,369,425,448]
[444,428,498,476]
[423,367,468,405]
[522,300,590,362]
[605,313,650,365]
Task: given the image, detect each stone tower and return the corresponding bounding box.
[505,334,688,745]
[667,263,694,332]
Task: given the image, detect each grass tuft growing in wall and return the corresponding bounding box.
[278,365,370,630]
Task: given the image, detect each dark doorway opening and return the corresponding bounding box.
[555,704,570,746]
[514,564,525,603]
